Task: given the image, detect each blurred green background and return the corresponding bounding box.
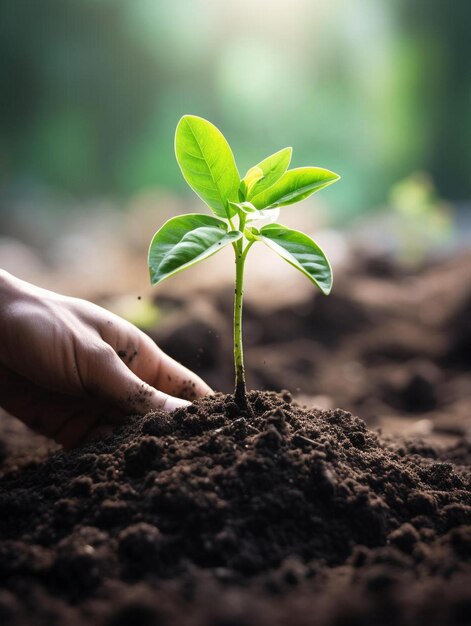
[1,0,470,225]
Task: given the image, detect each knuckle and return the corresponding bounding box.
[96,342,117,363]
[80,342,117,389]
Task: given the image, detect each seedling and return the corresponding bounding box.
[148,115,340,409]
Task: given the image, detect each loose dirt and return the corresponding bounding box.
[1,390,470,626]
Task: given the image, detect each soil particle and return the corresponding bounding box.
[388,522,420,552]
[118,522,164,578]
[0,391,470,625]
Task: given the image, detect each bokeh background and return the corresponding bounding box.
[0,0,470,444]
[2,0,471,204]
[1,0,470,279]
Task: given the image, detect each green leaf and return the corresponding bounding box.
[148,213,242,285]
[239,166,263,200]
[251,167,340,210]
[242,147,292,200]
[239,167,263,200]
[229,201,280,225]
[229,201,258,215]
[175,115,240,219]
[244,226,260,242]
[259,223,332,294]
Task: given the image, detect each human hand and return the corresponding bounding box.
[0,270,211,448]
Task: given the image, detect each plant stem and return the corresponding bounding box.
[232,211,255,413]
[233,242,247,409]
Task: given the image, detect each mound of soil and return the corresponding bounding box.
[1,391,470,626]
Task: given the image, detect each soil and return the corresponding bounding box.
[0,251,470,625]
[0,390,470,626]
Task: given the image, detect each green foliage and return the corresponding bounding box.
[241,147,292,200]
[148,213,241,285]
[251,167,340,210]
[149,115,340,401]
[389,172,452,267]
[175,115,240,219]
[258,224,332,295]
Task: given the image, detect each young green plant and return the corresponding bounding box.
[148,115,340,409]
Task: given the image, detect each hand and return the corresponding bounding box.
[0,270,211,448]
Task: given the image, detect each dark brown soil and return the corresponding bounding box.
[1,390,470,626]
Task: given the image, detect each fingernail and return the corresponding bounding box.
[163,396,191,412]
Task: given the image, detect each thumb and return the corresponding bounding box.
[85,344,190,414]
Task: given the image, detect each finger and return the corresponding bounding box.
[0,365,112,447]
[0,365,73,435]
[58,416,119,450]
[137,335,213,401]
[54,409,99,450]
[85,344,190,415]
[156,351,213,400]
[81,424,115,447]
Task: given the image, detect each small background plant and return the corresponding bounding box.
[148,115,340,408]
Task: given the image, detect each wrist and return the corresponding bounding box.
[0,271,19,364]
[0,269,17,302]
[0,271,36,328]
